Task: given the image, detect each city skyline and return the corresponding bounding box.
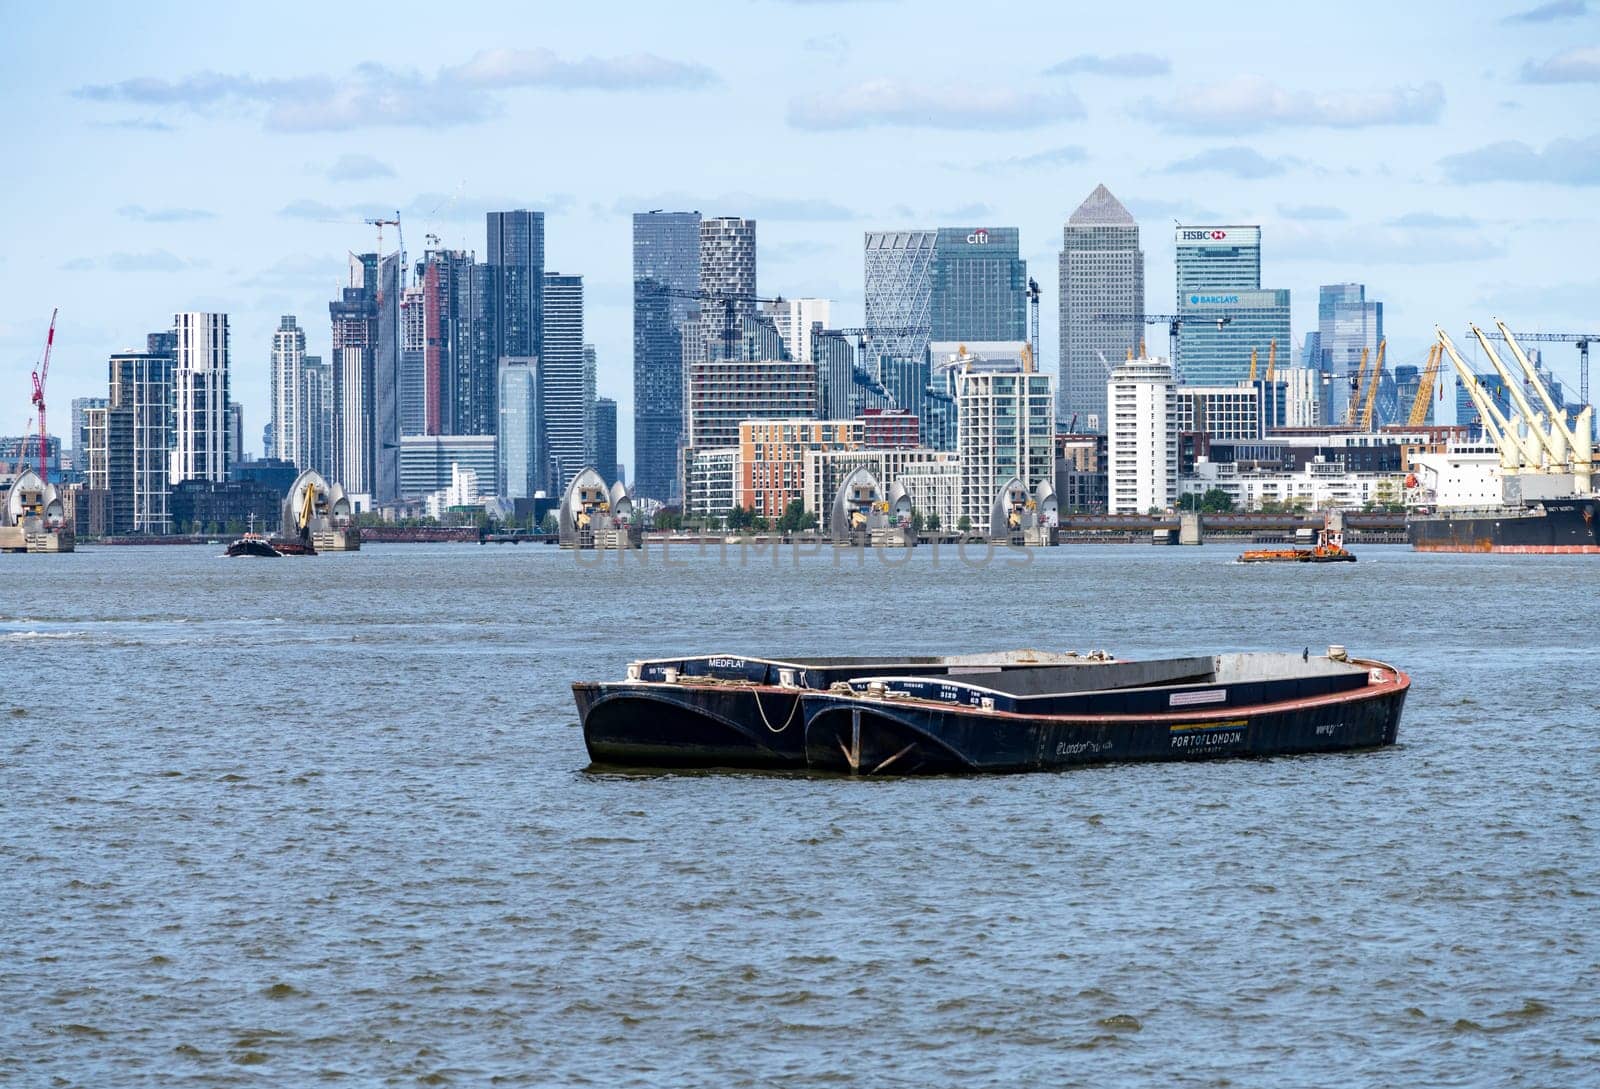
[4,1,1598,475]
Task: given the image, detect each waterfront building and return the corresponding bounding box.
[170,312,230,484]
[863,230,937,368]
[632,210,701,503]
[487,209,545,368]
[1316,283,1383,424]
[170,478,281,533]
[954,361,1055,529]
[86,347,174,533]
[1181,456,1405,512]
[1055,432,1109,512]
[801,447,960,527]
[931,226,1028,344]
[737,418,860,517]
[399,434,498,499]
[1107,357,1178,514]
[1059,185,1143,432]
[763,297,831,363]
[686,357,817,452]
[330,253,378,495]
[498,357,540,500]
[270,315,305,465]
[542,273,586,495]
[1174,225,1290,386]
[684,446,739,517]
[592,397,618,485]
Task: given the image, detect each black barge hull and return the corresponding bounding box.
[801,674,1407,775]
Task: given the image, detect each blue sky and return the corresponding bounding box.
[3,0,1598,467]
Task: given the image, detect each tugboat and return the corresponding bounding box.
[225,515,285,558]
[1239,512,1356,563]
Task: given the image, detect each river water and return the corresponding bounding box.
[3,542,1595,1087]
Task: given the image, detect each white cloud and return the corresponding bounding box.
[1521,45,1600,83]
[1163,146,1296,179]
[611,193,856,221]
[1273,221,1503,265]
[117,204,216,223]
[1502,0,1588,23]
[326,154,395,182]
[1439,134,1600,184]
[443,48,716,90]
[1046,53,1169,78]
[788,79,1084,130]
[1138,76,1444,132]
[1278,204,1348,221]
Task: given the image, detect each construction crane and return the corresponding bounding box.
[1343,347,1371,427]
[643,285,784,359]
[1093,312,1234,367]
[1026,276,1041,367]
[811,325,928,408]
[1479,327,1597,410]
[1408,343,1443,426]
[1266,339,1277,383]
[1249,347,1258,382]
[1360,339,1386,431]
[30,308,57,487]
[364,213,401,304]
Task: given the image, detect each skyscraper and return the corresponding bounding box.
[399,285,427,437]
[593,397,618,484]
[70,396,107,460]
[170,312,230,484]
[542,273,586,495]
[1173,225,1290,387]
[299,354,332,477]
[700,216,756,316]
[1107,357,1178,514]
[632,210,701,502]
[954,361,1055,528]
[498,357,540,500]
[863,230,936,367]
[1059,185,1143,432]
[330,253,378,494]
[270,315,305,465]
[930,227,1028,343]
[486,210,545,368]
[417,247,487,436]
[374,251,404,502]
[582,343,597,468]
[1317,283,1383,425]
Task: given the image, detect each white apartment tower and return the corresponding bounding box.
[1107,357,1178,514]
[270,315,305,465]
[955,363,1056,529]
[763,297,832,362]
[170,312,230,483]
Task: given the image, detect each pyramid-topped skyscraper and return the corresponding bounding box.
[1059,184,1144,433]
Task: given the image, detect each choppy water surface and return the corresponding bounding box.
[3,542,1596,1087]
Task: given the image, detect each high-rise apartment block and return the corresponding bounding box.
[1059,185,1143,432]
[542,273,586,495]
[270,315,305,465]
[87,344,175,533]
[764,297,831,363]
[632,210,701,502]
[592,397,618,485]
[498,357,541,500]
[954,362,1055,528]
[417,247,488,437]
[330,253,378,494]
[170,312,230,484]
[486,210,545,368]
[687,358,817,451]
[1174,226,1290,388]
[1107,358,1178,514]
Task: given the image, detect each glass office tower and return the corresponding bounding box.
[632,210,701,503]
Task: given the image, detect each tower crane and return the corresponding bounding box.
[364,213,401,304]
[1026,276,1041,367]
[30,309,58,487]
[643,285,784,360]
[1479,328,1597,411]
[1344,347,1371,427]
[1093,312,1234,368]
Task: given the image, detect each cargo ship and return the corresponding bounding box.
[1404,322,1597,553]
[574,648,1408,775]
[574,650,1115,769]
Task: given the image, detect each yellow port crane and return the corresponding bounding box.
[1249,347,1259,382]
[1344,347,1371,426]
[1360,339,1386,431]
[1266,339,1277,383]
[1408,343,1442,426]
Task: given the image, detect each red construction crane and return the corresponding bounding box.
[31,308,57,486]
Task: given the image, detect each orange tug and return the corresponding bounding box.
[1239,514,1357,564]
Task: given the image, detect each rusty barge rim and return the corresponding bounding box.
[804,658,1409,727]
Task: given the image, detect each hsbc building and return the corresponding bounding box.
[1172,224,1288,387]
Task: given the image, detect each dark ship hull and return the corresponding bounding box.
[801,657,1407,776]
[574,652,1127,770]
[1409,498,1600,553]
